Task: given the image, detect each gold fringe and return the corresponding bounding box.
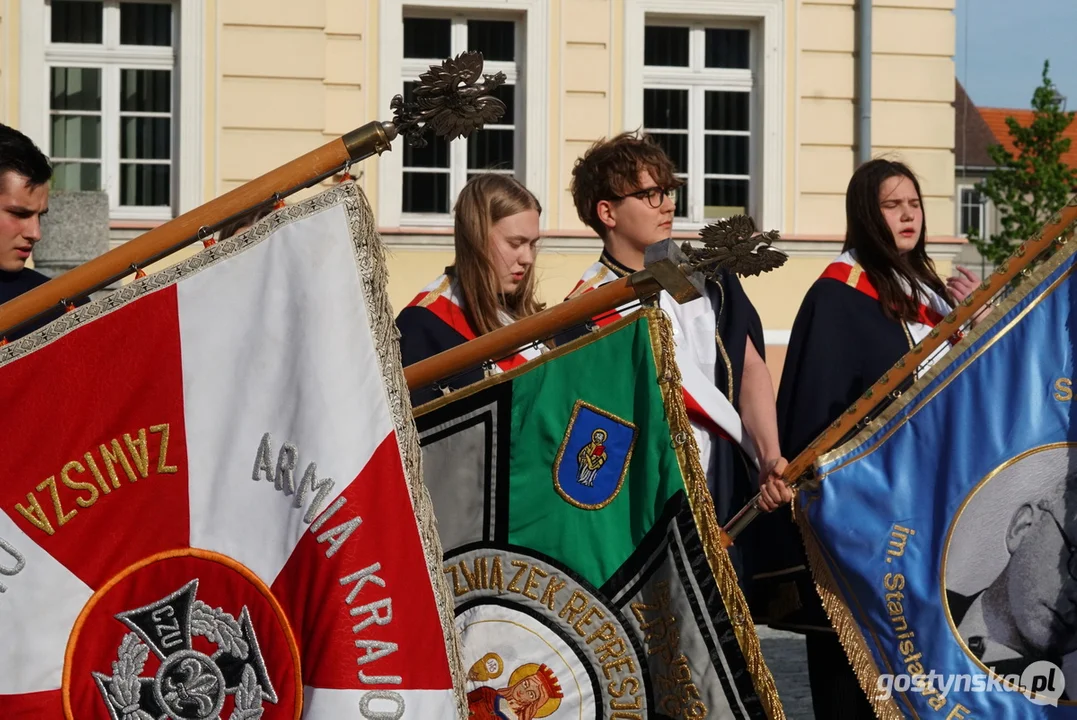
[646,309,787,720]
[343,183,469,718]
[794,508,907,720]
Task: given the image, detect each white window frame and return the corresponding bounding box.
[957,183,988,238]
[625,0,784,232]
[641,22,754,224]
[20,0,205,221]
[379,0,549,229]
[399,12,520,223]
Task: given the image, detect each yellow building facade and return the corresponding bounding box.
[0,0,962,377]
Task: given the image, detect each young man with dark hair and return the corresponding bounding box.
[0,123,53,306]
[565,132,790,543]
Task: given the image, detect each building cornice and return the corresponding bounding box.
[377,228,968,260]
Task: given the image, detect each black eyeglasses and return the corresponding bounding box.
[611,186,677,209]
[1047,510,1077,582]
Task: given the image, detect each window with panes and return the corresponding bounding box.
[401,16,520,217]
[959,186,986,238]
[643,23,753,223]
[45,0,176,217]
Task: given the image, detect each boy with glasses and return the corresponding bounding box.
[564,132,790,556]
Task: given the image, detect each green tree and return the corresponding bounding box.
[970,61,1077,265]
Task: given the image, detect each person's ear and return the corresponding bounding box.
[1006,503,1037,554]
[596,200,617,232]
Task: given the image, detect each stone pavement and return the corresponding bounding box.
[755,625,814,719]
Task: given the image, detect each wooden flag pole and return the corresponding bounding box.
[0,50,512,339]
[721,199,1077,547]
[403,275,653,391]
[0,122,396,337]
[402,236,710,392]
[0,122,396,339]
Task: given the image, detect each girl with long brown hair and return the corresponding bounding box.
[750,158,981,718]
[397,173,544,405]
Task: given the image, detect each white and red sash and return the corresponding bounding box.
[567,257,758,474]
[820,251,956,372]
[408,274,546,374]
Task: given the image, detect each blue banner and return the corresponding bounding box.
[803,233,1077,719]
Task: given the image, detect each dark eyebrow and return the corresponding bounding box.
[5,204,46,215]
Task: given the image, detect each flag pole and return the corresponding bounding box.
[721,198,1077,547]
[402,236,709,392]
[0,51,508,340]
[0,122,395,338]
[405,276,653,391]
[403,219,790,394]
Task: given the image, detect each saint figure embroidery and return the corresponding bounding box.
[576,429,608,487]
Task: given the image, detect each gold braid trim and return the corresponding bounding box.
[567,267,612,299]
[712,280,736,404]
[846,264,863,288]
[645,308,787,720]
[417,275,452,307]
[794,507,905,720]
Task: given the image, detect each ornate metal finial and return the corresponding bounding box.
[389,51,507,149]
[681,215,788,279]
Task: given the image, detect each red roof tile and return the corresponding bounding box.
[978,106,1077,167]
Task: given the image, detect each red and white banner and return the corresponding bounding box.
[0,183,464,719]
